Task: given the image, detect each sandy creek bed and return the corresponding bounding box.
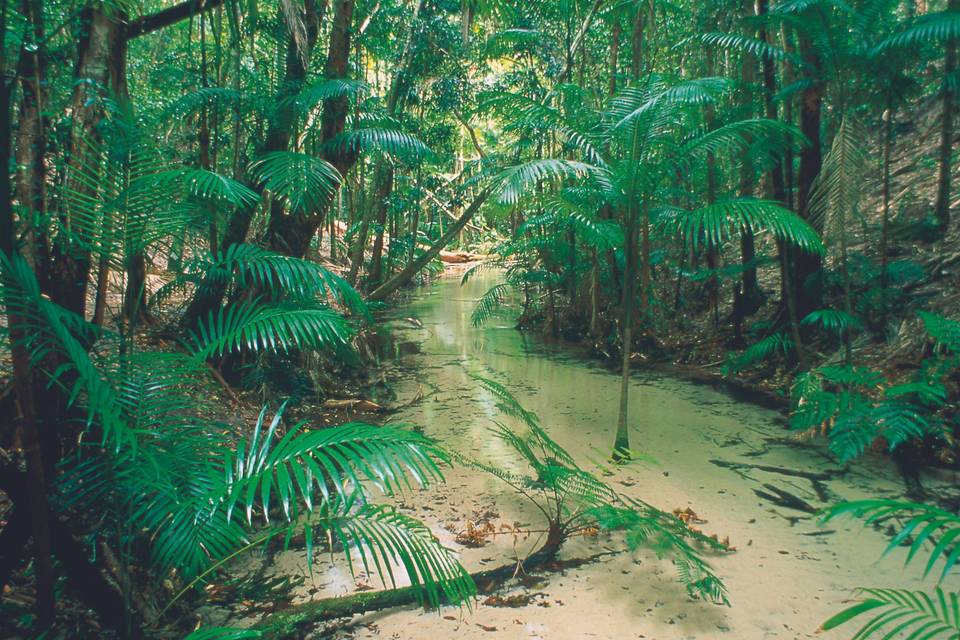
[255,270,960,639]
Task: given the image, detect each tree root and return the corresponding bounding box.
[252,540,562,638]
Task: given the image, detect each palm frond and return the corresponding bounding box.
[876,11,960,51]
[821,587,959,640]
[320,503,474,608]
[822,500,960,582]
[190,299,353,360]
[162,88,249,120]
[154,168,261,208]
[0,254,133,451]
[183,629,263,640]
[292,78,370,114]
[807,115,868,242]
[471,283,514,327]
[221,407,447,525]
[248,152,341,215]
[676,199,824,255]
[324,128,433,164]
[174,243,366,314]
[801,309,864,334]
[699,32,798,62]
[678,118,807,168]
[491,159,609,205]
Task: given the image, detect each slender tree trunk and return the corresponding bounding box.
[368,166,394,285]
[794,34,824,320]
[2,3,55,625]
[880,97,894,328]
[360,0,426,286]
[614,200,637,460]
[461,0,472,45]
[934,0,958,234]
[609,20,621,96]
[50,4,121,316]
[737,5,763,320]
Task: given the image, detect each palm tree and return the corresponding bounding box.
[477,76,823,458]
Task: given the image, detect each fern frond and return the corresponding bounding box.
[807,115,868,243]
[723,332,794,375]
[920,312,960,352]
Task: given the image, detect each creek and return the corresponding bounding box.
[271,269,959,639]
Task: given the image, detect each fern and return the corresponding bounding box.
[723,332,794,375]
[801,308,864,334]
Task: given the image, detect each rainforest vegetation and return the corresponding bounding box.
[1,0,960,638]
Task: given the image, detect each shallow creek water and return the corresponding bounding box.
[269,269,959,639]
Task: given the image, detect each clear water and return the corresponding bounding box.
[274,270,960,639]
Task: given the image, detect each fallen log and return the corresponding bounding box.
[439,250,488,264]
[252,537,562,638]
[321,399,384,413]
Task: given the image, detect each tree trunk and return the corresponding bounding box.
[609,20,621,96]
[265,0,355,258]
[50,4,122,316]
[2,4,54,624]
[794,34,824,320]
[934,0,957,234]
[368,166,395,285]
[880,97,894,328]
[614,200,637,460]
[736,6,763,320]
